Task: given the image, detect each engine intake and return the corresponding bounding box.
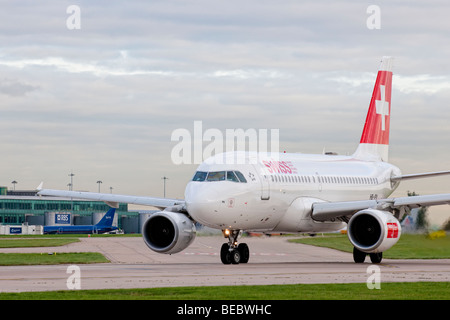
[142,210,196,254]
[347,209,401,253]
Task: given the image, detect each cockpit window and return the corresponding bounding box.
[192,171,207,181]
[234,171,247,183]
[226,171,239,182]
[192,170,247,183]
[207,171,226,181]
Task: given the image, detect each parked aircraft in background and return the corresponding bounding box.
[38,57,450,264]
[43,208,117,234]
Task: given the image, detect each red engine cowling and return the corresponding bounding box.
[142,210,196,254]
[347,209,401,253]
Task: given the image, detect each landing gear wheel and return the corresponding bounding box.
[230,249,241,264]
[238,243,250,263]
[370,252,383,264]
[220,243,231,264]
[220,229,250,265]
[353,247,367,263]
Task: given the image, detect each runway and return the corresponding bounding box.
[1,236,449,292]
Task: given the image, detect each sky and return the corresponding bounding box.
[1,1,450,225]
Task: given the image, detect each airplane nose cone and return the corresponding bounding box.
[185,182,222,227]
[185,181,221,204]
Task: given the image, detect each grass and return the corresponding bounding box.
[289,233,450,259]
[0,234,139,265]
[0,238,80,248]
[0,282,449,300]
[1,234,449,300]
[0,233,141,239]
[0,252,109,266]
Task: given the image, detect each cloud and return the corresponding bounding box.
[0,0,449,205]
[395,74,450,94]
[0,78,38,97]
[0,56,175,77]
[212,69,288,80]
[0,54,292,83]
[326,72,450,95]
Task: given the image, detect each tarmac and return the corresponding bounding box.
[0,235,449,292]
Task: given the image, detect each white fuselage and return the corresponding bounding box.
[185,152,401,233]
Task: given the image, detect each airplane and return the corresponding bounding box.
[38,56,450,264]
[43,208,118,234]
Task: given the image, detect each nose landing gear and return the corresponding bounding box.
[220,229,249,264]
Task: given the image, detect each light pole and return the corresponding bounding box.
[68,172,75,191]
[97,180,103,193]
[11,180,17,191]
[162,176,169,198]
[68,171,75,212]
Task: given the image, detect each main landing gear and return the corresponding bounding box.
[353,247,383,264]
[220,229,250,264]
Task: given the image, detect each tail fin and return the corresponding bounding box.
[353,56,393,162]
[96,208,116,226]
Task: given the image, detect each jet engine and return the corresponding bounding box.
[347,209,401,253]
[142,210,196,254]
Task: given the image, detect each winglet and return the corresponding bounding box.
[36,182,44,191]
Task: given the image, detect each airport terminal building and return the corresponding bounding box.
[0,187,149,234]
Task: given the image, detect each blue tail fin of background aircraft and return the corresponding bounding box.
[96,208,116,226]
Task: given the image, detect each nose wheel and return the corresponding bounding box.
[220,229,249,264]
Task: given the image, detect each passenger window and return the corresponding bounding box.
[226,171,239,182]
[192,171,207,182]
[207,171,226,181]
[234,171,247,183]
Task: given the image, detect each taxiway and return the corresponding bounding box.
[0,236,449,292]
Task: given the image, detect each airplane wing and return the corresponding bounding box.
[37,184,184,210]
[391,170,450,182]
[313,170,450,221]
[312,193,450,221]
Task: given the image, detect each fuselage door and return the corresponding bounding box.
[251,164,270,200]
[316,172,322,192]
[261,174,270,200]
